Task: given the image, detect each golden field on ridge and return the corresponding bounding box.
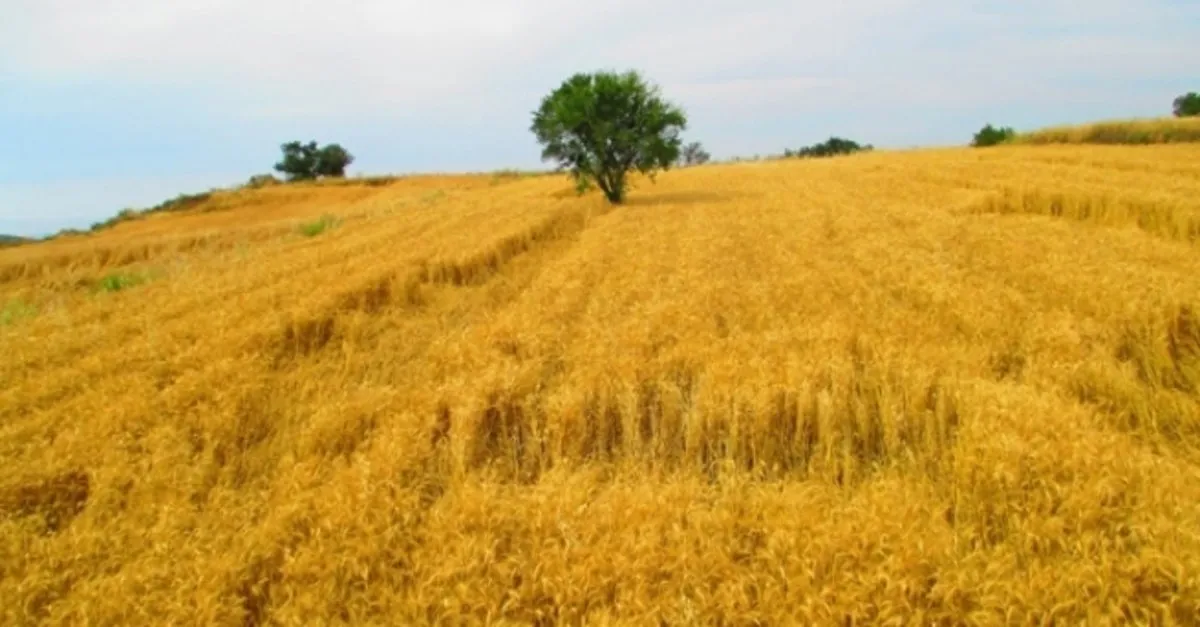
[2,144,1200,625]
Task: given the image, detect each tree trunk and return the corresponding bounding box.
[606,172,625,204]
[594,171,624,204]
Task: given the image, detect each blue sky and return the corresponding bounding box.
[2,0,1197,237]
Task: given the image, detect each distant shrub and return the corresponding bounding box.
[1174,92,1200,118]
[298,214,339,237]
[245,174,281,189]
[784,137,872,159]
[274,141,355,181]
[972,124,1017,147]
[679,142,711,166]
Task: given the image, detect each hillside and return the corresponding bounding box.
[2,144,1200,624]
[1012,116,1200,145]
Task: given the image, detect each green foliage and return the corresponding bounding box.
[274,141,355,181]
[972,124,1017,147]
[679,142,711,166]
[1175,92,1200,118]
[298,214,340,237]
[531,70,687,204]
[275,141,319,181]
[0,299,37,326]
[784,137,873,159]
[95,271,148,293]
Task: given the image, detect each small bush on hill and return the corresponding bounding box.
[972,124,1016,147]
[784,137,872,159]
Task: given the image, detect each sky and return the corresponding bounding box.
[2,0,1198,237]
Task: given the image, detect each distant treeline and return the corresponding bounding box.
[783,137,873,159]
[0,234,31,248]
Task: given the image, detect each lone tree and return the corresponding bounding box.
[971,124,1016,147]
[531,70,687,203]
[274,141,355,181]
[679,141,711,166]
[1174,92,1200,117]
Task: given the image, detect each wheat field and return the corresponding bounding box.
[2,144,1200,625]
[1012,117,1200,145]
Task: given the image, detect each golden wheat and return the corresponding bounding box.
[1013,116,1200,145]
[2,144,1200,625]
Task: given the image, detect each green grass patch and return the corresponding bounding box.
[93,271,150,294]
[0,299,37,326]
[298,214,340,237]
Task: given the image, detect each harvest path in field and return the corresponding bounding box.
[2,145,1200,624]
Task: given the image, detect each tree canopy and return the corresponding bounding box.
[274,141,355,181]
[784,137,873,158]
[971,124,1017,147]
[531,70,687,203]
[1174,92,1200,118]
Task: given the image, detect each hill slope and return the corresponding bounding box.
[3,145,1200,624]
[1013,116,1200,145]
